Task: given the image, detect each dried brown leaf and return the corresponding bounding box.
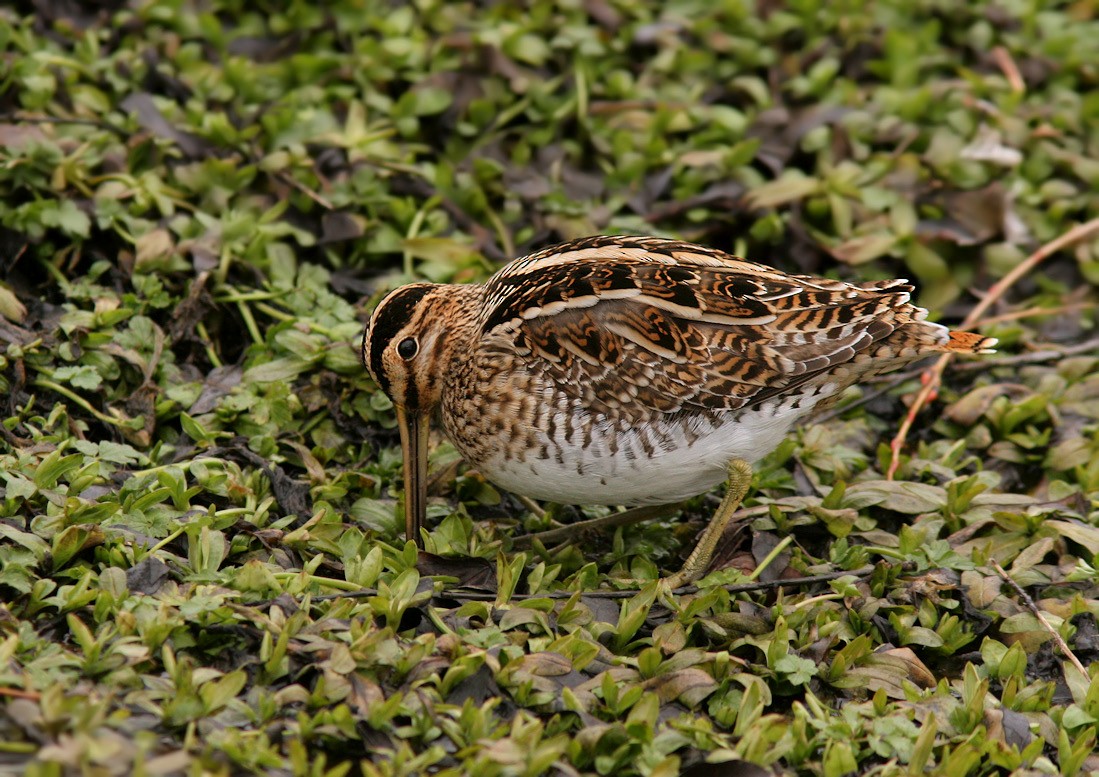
[417,552,496,590]
[961,570,1003,609]
[120,93,210,158]
[189,365,243,415]
[642,667,717,706]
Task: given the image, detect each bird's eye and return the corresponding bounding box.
[396,337,419,360]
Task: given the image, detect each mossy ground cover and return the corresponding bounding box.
[2,1,1099,775]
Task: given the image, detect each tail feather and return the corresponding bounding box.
[945,330,998,354]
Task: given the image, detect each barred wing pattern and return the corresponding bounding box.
[476,236,945,423]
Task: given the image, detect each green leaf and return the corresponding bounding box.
[200,670,248,713]
[51,525,105,570]
[243,357,310,383]
[180,412,214,443]
[775,654,818,686]
[34,451,82,490]
[0,523,50,560]
[745,172,821,209]
[97,441,145,465]
[51,365,103,390]
[612,584,657,651]
[48,199,91,238]
[0,283,27,323]
[3,472,37,500]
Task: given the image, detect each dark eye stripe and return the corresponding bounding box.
[365,285,431,395]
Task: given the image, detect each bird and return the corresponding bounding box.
[360,235,996,586]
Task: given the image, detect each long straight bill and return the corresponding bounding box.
[396,405,428,548]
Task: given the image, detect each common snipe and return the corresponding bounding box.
[361,235,995,585]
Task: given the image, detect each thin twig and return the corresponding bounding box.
[0,423,32,449]
[516,495,546,520]
[991,560,1086,675]
[745,535,793,582]
[992,46,1026,94]
[437,565,878,600]
[0,687,41,700]
[887,216,1099,479]
[0,113,129,137]
[510,503,680,549]
[275,171,334,210]
[977,301,1097,326]
[866,366,925,385]
[247,565,879,607]
[588,99,692,115]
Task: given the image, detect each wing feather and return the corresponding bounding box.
[479,236,936,420]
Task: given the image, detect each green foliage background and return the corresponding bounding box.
[1,1,1099,775]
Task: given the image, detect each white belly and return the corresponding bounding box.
[470,385,834,506]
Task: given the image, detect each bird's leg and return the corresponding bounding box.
[662,458,753,589]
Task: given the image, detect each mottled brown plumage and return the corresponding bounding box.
[362,235,995,577]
